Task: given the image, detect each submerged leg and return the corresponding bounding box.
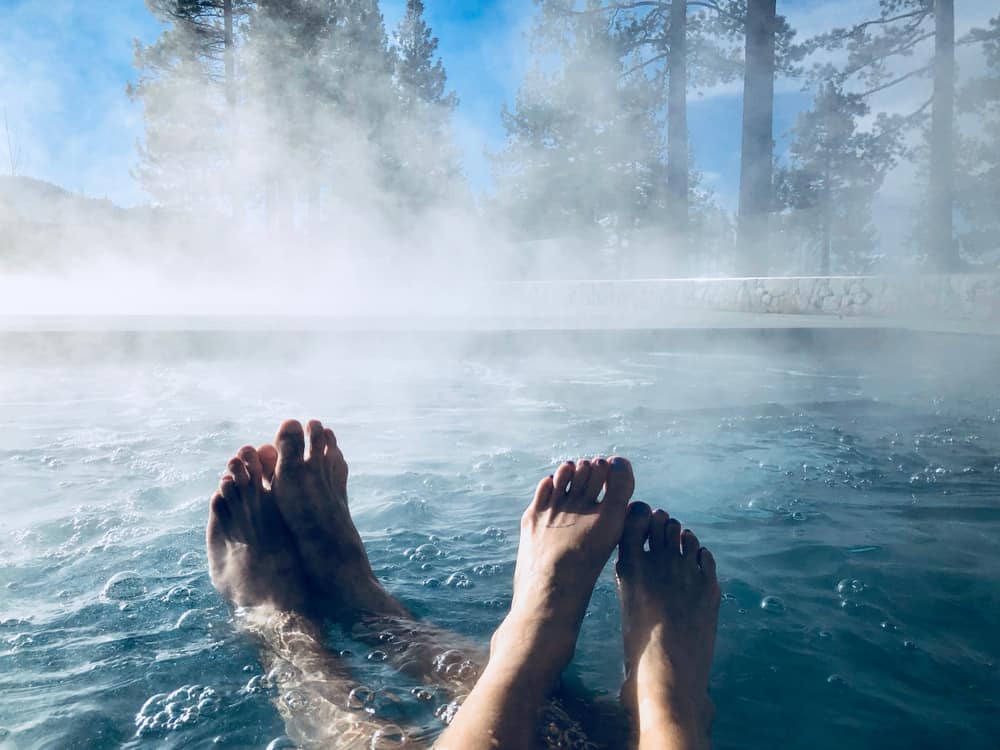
[206,449,418,748]
[434,457,636,749]
[616,504,721,750]
[263,419,494,691]
[260,420,628,745]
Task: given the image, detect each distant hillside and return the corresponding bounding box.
[0,175,146,225]
[0,176,187,271]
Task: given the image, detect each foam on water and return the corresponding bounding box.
[0,336,998,749]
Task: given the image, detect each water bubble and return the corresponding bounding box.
[473,563,502,577]
[348,686,375,710]
[267,665,296,684]
[282,689,313,711]
[411,688,434,702]
[410,543,440,562]
[367,650,388,662]
[433,649,465,673]
[445,572,473,589]
[836,578,866,595]
[265,737,299,750]
[102,571,146,601]
[370,724,407,748]
[434,696,466,725]
[760,596,785,614]
[481,526,506,542]
[163,585,198,604]
[903,640,917,650]
[174,608,210,631]
[423,578,442,588]
[177,551,203,572]
[242,675,271,694]
[135,685,218,736]
[826,674,847,686]
[880,621,899,633]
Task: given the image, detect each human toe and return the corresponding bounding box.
[618,501,651,568]
[603,457,635,508]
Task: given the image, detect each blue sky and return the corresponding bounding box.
[0,0,992,210]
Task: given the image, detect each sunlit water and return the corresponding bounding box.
[1,332,998,749]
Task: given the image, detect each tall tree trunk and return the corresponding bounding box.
[224,0,235,107]
[223,0,242,219]
[929,0,956,271]
[737,0,776,276]
[821,152,832,275]
[666,0,689,265]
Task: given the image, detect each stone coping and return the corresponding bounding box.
[496,274,1000,320]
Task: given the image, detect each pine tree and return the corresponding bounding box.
[954,15,1000,265]
[535,1,797,272]
[128,0,251,211]
[384,0,462,211]
[394,0,456,111]
[492,5,670,266]
[776,83,900,274]
[801,1,970,271]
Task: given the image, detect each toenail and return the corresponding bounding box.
[611,457,628,471]
[628,502,650,517]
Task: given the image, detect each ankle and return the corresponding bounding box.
[488,609,575,689]
[630,682,713,750]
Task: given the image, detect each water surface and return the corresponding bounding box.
[1,331,998,749]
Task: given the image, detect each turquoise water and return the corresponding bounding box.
[1,332,998,749]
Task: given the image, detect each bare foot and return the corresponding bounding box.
[616,503,721,750]
[496,457,637,676]
[435,458,635,750]
[266,419,407,622]
[206,447,310,614]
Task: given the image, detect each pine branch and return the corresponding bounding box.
[825,9,930,43]
[622,51,669,77]
[836,30,934,82]
[561,0,739,22]
[859,63,930,97]
[902,96,933,122]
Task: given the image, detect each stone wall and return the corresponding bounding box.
[683,275,1000,318]
[498,275,1000,320]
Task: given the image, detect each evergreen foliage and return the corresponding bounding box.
[125,0,1000,274]
[129,0,459,224]
[955,15,1000,264]
[776,83,900,274]
[491,4,670,262]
